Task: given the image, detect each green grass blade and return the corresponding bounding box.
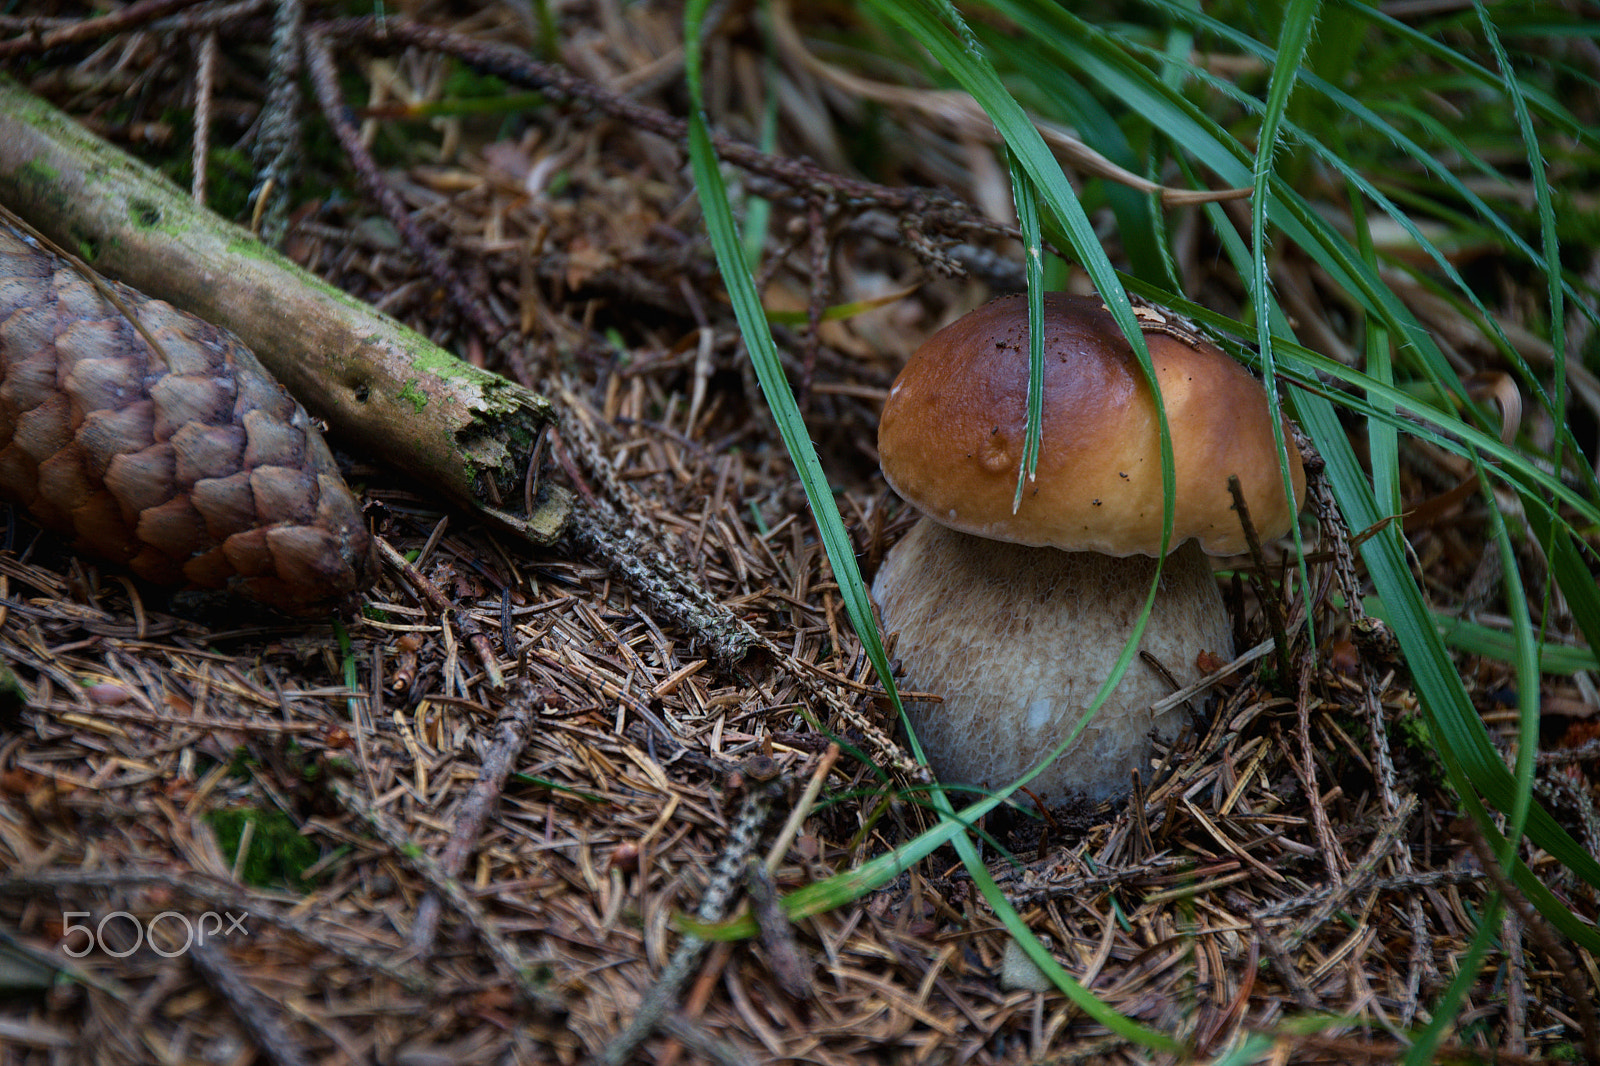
[1403,889,1504,1065]
[1477,463,1538,856]
[681,0,901,724]
[1006,151,1045,511]
[682,786,1015,940]
[1362,599,1600,675]
[863,0,1178,557]
[1036,0,1594,479]
[1193,157,1600,940]
[947,807,1185,1051]
[1329,0,1600,150]
[1248,0,1321,641]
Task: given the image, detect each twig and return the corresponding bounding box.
[563,500,757,668]
[550,380,759,664]
[407,680,547,956]
[1308,458,1437,1015]
[1295,654,1346,884]
[657,1013,752,1066]
[601,762,786,1065]
[1247,911,1319,1011]
[1504,908,1528,1058]
[562,489,925,782]
[191,33,217,204]
[1539,736,1600,766]
[1227,473,1293,683]
[0,0,201,56]
[764,743,840,871]
[302,26,537,383]
[250,0,304,242]
[373,536,504,689]
[327,778,567,1015]
[550,386,924,781]
[1148,635,1280,714]
[1270,795,1417,951]
[746,859,812,1000]
[312,17,1010,247]
[1457,815,1600,1064]
[190,939,314,1066]
[799,196,830,414]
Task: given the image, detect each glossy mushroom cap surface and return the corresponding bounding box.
[878,293,1305,558]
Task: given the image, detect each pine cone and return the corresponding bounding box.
[0,224,372,613]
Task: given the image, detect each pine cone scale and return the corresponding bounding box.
[0,224,372,612]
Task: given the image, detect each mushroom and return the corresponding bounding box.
[872,293,1305,806]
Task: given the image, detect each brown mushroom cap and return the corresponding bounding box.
[878,293,1306,557]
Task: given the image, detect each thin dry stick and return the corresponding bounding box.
[250,0,305,242]
[1457,816,1600,1064]
[1274,794,1418,951]
[302,27,533,383]
[190,939,314,1066]
[746,858,813,1001]
[327,778,567,1015]
[191,32,217,204]
[601,766,787,1066]
[1308,463,1435,1016]
[656,1013,752,1066]
[151,0,270,32]
[1295,655,1346,884]
[764,743,840,871]
[1538,736,1600,767]
[553,386,927,782]
[0,0,201,56]
[658,942,735,1066]
[313,16,1011,244]
[552,380,758,666]
[1149,636,1279,715]
[374,536,504,690]
[1246,911,1320,1011]
[798,196,830,414]
[1227,474,1292,682]
[407,680,547,956]
[1503,908,1528,1058]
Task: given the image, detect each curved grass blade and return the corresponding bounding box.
[682,0,899,724]
[1247,0,1321,644]
[686,3,1190,1048]
[1006,150,1045,512]
[1008,0,1596,486]
[1190,162,1600,939]
[861,0,1179,558]
[1361,599,1600,675]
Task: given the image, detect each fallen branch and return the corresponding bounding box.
[0,82,570,547]
[407,680,547,955]
[190,939,314,1066]
[601,759,786,1066]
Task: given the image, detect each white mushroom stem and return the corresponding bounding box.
[871,517,1235,806]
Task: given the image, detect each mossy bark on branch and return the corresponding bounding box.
[0,80,569,544]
